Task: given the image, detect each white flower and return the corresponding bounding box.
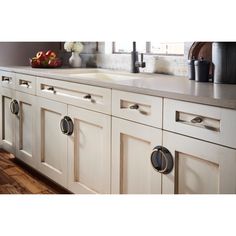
[64,42,84,53]
[64,42,74,52]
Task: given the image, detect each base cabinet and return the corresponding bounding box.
[2,70,236,195]
[36,97,68,187]
[67,105,111,194]
[15,91,36,167]
[112,117,162,194]
[0,87,15,154]
[162,131,236,194]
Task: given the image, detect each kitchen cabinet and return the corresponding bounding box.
[161,131,236,194]
[36,97,111,193]
[0,87,36,167]
[0,87,16,154]
[67,105,111,194]
[1,69,236,194]
[36,97,68,187]
[112,117,162,194]
[15,91,36,167]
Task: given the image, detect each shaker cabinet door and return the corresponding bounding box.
[67,105,111,194]
[112,117,162,194]
[36,97,68,187]
[162,131,236,194]
[15,91,36,168]
[0,87,16,154]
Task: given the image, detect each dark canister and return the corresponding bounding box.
[187,58,195,80]
[194,57,210,82]
[212,42,236,84]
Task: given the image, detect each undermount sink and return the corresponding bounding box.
[69,72,140,81]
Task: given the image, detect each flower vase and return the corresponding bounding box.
[69,52,82,68]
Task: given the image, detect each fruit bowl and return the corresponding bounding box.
[30,58,63,68]
[30,50,63,68]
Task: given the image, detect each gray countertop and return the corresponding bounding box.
[1,66,236,110]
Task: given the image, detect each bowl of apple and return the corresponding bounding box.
[30,50,63,68]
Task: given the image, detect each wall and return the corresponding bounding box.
[0,42,61,66]
[0,42,192,77]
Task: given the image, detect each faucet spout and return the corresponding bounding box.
[131,41,146,73]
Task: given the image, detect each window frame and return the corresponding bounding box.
[112,42,184,56]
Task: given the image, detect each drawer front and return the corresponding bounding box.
[37,77,111,114]
[164,98,236,148]
[112,90,162,128]
[0,71,15,89]
[15,73,36,95]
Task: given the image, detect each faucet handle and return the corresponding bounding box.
[140,53,146,68]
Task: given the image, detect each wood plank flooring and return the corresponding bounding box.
[0,149,70,194]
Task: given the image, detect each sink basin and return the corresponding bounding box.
[70,72,140,81]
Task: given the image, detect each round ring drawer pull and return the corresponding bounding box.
[150,146,174,174]
[10,100,19,115]
[60,116,74,135]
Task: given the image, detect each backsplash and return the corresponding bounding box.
[74,42,191,77]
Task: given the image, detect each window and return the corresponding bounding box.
[112,42,184,55]
[113,41,146,53]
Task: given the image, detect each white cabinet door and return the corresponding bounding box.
[68,105,111,194]
[162,131,236,194]
[0,87,15,154]
[15,91,36,167]
[112,117,162,194]
[36,97,68,187]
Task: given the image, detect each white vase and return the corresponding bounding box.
[69,52,82,68]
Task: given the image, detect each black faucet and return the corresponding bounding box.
[131,41,146,73]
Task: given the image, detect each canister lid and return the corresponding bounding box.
[187,56,196,65]
[194,57,210,66]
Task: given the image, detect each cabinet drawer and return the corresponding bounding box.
[15,73,36,95]
[112,90,162,128]
[0,71,15,89]
[37,77,111,114]
[164,98,236,148]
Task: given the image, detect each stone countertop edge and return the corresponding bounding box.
[1,66,236,110]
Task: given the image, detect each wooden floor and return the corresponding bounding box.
[0,149,70,194]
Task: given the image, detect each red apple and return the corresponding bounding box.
[48,58,62,67]
[40,60,49,67]
[36,51,46,61]
[30,57,41,67]
[48,59,56,67]
[45,50,57,59]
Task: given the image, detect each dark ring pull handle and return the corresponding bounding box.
[60,116,74,135]
[191,116,203,124]
[129,104,139,110]
[10,100,19,115]
[150,146,174,174]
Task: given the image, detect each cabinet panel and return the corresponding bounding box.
[15,91,36,167]
[0,87,15,154]
[164,98,236,148]
[112,117,162,194]
[162,131,236,194]
[36,97,67,187]
[177,153,218,194]
[68,106,111,194]
[15,73,36,95]
[112,90,162,128]
[0,71,15,89]
[37,77,111,114]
